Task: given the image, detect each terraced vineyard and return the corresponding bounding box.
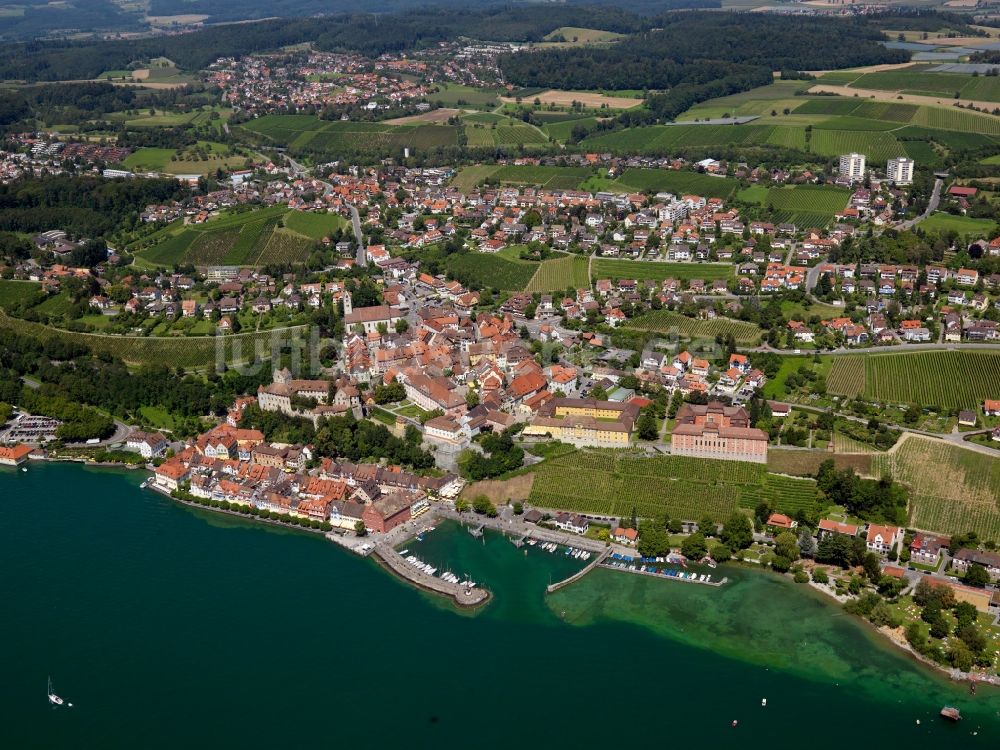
[0,280,41,311]
[827,356,866,398]
[524,254,590,293]
[873,435,1000,540]
[592,259,734,282]
[863,351,1000,410]
[527,449,822,520]
[762,185,850,226]
[767,448,872,477]
[443,252,538,291]
[623,310,760,345]
[609,169,738,199]
[0,310,305,369]
[490,165,593,190]
[464,123,550,147]
[135,207,324,268]
[238,115,459,158]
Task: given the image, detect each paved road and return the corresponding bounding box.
[896,178,943,231]
[349,204,365,265]
[750,341,1000,355]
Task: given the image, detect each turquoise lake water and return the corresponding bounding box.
[1,462,997,748]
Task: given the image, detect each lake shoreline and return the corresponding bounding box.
[17,459,999,690]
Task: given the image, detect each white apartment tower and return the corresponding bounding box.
[839,153,866,183]
[886,157,914,185]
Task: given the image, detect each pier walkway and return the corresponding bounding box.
[373,543,489,608]
[598,560,727,587]
[547,547,611,593]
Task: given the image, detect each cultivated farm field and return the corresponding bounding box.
[0,280,41,311]
[135,207,325,267]
[603,169,738,199]
[527,449,822,520]
[444,252,538,291]
[592,258,734,282]
[524,254,590,293]
[238,115,458,158]
[623,310,760,345]
[490,165,594,189]
[874,435,1000,540]
[827,356,867,398]
[863,351,1000,410]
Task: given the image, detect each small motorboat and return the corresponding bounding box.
[761,698,767,707]
[940,706,961,722]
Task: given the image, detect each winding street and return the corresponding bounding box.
[896,178,943,231]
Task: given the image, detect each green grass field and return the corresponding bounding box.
[282,211,348,240]
[524,254,590,293]
[427,83,501,107]
[623,309,760,345]
[527,449,821,521]
[873,435,1000,540]
[918,212,997,237]
[122,141,249,176]
[593,259,734,282]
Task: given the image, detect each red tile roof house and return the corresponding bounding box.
[909,533,950,566]
[612,527,638,545]
[818,519,859,539]
[766,513,796,532]
[865,524,900,557]
[0,443,33,467]
[153,460,190,492]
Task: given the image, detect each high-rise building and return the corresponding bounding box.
[886,156,914,185]
[839,152,866,183]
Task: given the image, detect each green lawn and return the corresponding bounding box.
[282,211,348,240]
[139,405,176,430]
[918,212,997,237]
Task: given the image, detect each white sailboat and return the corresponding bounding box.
[48,676,71,707]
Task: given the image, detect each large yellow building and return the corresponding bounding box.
[523,398,639,447]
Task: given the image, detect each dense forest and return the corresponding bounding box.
[0,176,188,238]
[0,6,649,81]
[0,0,139,42]
[500,13,907,106]
[0,328,272,439]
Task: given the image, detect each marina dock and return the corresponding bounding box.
[373,543,490,607]
[598,559,727,587]
[547,547,611,593]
